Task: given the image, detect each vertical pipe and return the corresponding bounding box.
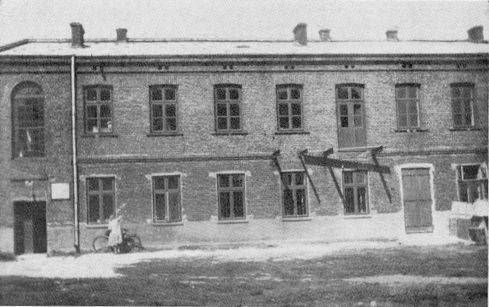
[71,55,80,253]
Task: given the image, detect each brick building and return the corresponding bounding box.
[0,23,487,254]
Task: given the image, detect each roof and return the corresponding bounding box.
[1,40,489,57]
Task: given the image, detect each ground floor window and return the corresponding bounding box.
[457,164,488,202]
[86,177,115,224]
[152,175,182,222]
[281,171,308,217]
[343,170,369,215]
[217,173,245,220]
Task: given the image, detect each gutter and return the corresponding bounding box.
[71,55,80,253]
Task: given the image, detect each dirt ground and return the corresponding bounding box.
[0,242,486,305]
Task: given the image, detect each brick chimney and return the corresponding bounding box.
[467,26,484,43]
[293,23,307,46]
[386,30,398,41]
[319,29,331,41]
[116,28,128,42]
[70,22,85,48]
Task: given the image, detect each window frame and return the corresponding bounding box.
[11,81,45,158]
[86,176,116,225]
[276,84,305,132]
[83,85,114,135]
[280,171,309,218]
[213,84,244,134]
[151,174,182,223]
[395,83,421,130]
[450,83,475,129]
[456,163,488,203]
[149,85,180,135]
[216,173,246,221]
[342,170,370,215]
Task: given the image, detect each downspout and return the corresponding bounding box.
[71,55,80,253]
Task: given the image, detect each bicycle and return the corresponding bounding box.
[92,228,143,253]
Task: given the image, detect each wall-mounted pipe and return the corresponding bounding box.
[71,55,80,253]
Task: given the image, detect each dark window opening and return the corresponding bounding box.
[451,84,475,128]
[457,164,488,203]
[214,85,242,133]
[84,86,114,134]
[343,170,369,215]
[276,84,304,131]
[396,84,420,129]
[150,85,178,133]
[86,177,115,224]
[281,172,308,217]
[153,175,182,222]
[217,173,245,220]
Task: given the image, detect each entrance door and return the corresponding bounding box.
[14,201,46,254]
[401,168,433,233]
[336,84,367,148]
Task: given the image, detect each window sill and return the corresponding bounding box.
[449,127,482,131]
[85,224,108,229]
[281,217,311,222]
[394,128,428,133]
[212,131,248,136]
[342,214,372,219]
[152,221,184,226]
[82,133,118,138]
[275,131,310,135]
[217,219,249,224]
[147,132,184,137]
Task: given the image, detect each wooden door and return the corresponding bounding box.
[14,202,47,254]
[401,168,433,232]
[336,85,367,148]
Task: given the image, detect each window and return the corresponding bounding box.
[395,84,420,129]
[152,175,181,223]
[84,86,113,134]
[281,172,308,217]
[343,170,369,215]
[451,84,474,128]
[86,177,115,224]
[149,85,178,133]
[11,82,45,157]
[276,84,303,131]
[457,164,488,203]
[336,84,366,148]
[214,84,242,133]
[217,173,245,220]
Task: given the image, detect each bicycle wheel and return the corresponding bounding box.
[92,235,110,253]
[126,234,143,252]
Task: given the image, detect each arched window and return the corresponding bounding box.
[11,82,45,157]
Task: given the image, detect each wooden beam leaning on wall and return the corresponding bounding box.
[298,149,321,205]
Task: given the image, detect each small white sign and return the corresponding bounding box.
[51,183,70,200]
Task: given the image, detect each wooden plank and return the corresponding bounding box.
[298,150,321,205]
[303,155,391,173]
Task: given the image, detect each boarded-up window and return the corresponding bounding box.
[451,83,475,128]
[281,172,308,217]
[395,84,420,129]
[84,86,113,134]
[86,177,115,224]
[12,82,45,157]
[276,84,303,131]
[149,85,178,133]
[457,164,488,203]
[343,171,369,215]
[217,173,245,220]
[214,84,242,133]
[152,175,182,222]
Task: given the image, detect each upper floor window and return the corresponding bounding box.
[214,84,242,133]
[281,171,308,217]
[149,85,178,134]
[86,177,115,224]
[457,164,488,203]
[276,84,303,131]
[395,84,420,130]
[217,173,246,220]
[451,83,475,128]
[343,170,369,215]
[11,82,45,157]
[152,175,182,223]
[84,86,113,134]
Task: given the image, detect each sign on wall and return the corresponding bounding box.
[51,183,70,200]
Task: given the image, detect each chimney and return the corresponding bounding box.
[70,22,85,48]
[293,23,307,46]
[116,28,128,42]
[319,29,331,41]
[386,30,398,41]
[467,26,484,43]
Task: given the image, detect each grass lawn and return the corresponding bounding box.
[0,244,486,305]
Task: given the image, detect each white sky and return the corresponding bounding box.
[0,0,488,45]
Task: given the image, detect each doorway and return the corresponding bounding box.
[14,201,47,254]
[401,168,434,233]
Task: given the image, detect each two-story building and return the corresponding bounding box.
[0,23,487,254]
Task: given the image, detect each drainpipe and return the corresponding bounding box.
[71,55,80,253]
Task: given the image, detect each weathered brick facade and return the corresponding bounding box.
[0,39,487,253]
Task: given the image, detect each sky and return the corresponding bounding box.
[0,0,488,45]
